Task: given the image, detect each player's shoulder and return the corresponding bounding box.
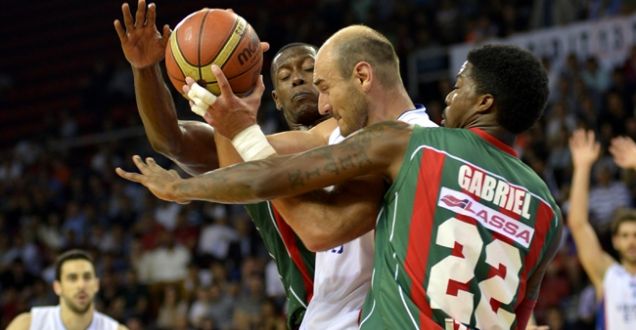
[117,324,130,330]
[309,117,337,141]
[398,107,438,128]
[6,312,32,330]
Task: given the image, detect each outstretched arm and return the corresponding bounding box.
[115,0,218,175]
[117,121,410,206]
[568,129,614,292]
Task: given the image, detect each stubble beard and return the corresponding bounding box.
[63,296,93,315]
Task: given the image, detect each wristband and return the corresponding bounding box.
[231,124,276,160]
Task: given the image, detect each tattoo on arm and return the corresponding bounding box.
[285,121,405,189]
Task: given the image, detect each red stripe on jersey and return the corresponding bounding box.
[515,202,553,327]
[469,128,518,157]
[404,148,446,329]
[272,206,314,302]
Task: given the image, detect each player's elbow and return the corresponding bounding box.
[148,139,181,159]
[300,227,344,252]
[303,236,336,252]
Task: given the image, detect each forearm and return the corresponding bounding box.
[568,164,592,231]
[172,157,286,204]
[214,130,244,167]
[132,64,182,154]
[168,121,406,203]
[568,163,612,283]
[271,177,381,251]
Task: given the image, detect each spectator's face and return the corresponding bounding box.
[613,221,636,264]
[314,45,369,136]
[271,46,326,129]
[54,259,99,314]
[443,61,481,128]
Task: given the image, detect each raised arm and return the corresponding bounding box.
[568,129,614,291]
[114,0,218,175]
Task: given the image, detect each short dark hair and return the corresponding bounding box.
[333,27,401,87]
[55,249,94,281]
[270,42,318,79]
[467,44,549,134]
[611,209,636,236]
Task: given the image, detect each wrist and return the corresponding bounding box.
[170,178,189,202]
[231,124,276,161]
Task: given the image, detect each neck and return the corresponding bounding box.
[60,302,94,330]
[465,114,516,147]
[622,260,636,275]
[368,87,415,124]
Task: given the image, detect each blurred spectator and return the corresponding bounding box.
[265,259,286,304]
[208,281,236,330]
[138,231,190,285]
[198,206,239,261]
[156,285,188,330]
[582,56,611,94]
[188,286,213,328]
[233,272,266,329]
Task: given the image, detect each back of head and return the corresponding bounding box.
[55,249,94,281]
[467,44,549,134]
[327,25,401,88]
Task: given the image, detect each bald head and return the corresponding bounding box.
[319,25,402,88]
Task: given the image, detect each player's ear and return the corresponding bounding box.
[271,90,282,111]
[353,61,372,92]
[53,281,62,296]
[475,93,494,114]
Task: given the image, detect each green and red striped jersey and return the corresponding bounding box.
[359,127,562,330]
[244,202,315,329]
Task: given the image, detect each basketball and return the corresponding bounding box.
[165,9,263,97]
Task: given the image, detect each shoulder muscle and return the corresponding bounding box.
[6,312,31,330]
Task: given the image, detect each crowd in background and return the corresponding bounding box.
[2,0,636,329]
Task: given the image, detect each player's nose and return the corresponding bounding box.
[291,74,305,87]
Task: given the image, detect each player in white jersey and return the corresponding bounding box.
[6,250,127,330]
[301,108,436,329]
[568,129,636,330]
[305,108,436,329]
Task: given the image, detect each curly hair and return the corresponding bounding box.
[467,44,549,134]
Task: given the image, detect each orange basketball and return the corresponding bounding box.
[165,9,263,97]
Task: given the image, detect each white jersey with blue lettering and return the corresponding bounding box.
[300,107,437,329]
[29,305,119,330]
[598,263,636,330]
